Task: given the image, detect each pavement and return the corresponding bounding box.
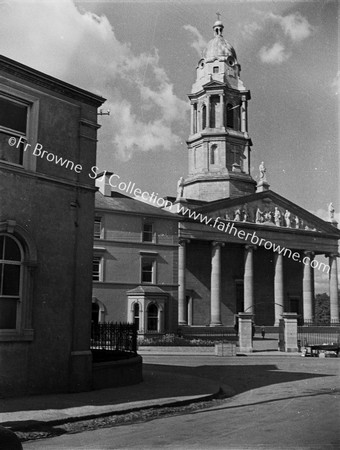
[0,337,299,433]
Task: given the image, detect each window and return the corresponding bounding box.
[133,303,140,330]
[0,234,23,329]
[141,258,155,283]
[202,104,206,130]
[210,145,217,165]
[142,223,153,242]
[0,96,28,166]
[213,66,219,73]
[147,303,158,331]
[94,217,102,239]
[92,256,102,281]
[227,103,234,129]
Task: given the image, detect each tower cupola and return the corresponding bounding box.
[181,15,256,202]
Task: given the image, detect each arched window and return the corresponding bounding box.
[193,103,197,134]
[202,104,206,130]
[227,103,234,129]
[210,144,217,165]
[147,303,158,331]
[133,303,140,330]
[0,234,23,329]
[92,302,100,325]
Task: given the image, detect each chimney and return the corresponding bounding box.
[96,171,113,196]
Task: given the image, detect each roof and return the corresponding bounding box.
[126,286,168,295]
[95,191,180,220]
[0,55,106,107]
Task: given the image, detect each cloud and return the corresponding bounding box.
[183,24,207,57]
[259,42,291,64]
[268,12,315,42]
[0,0,188,161]
[242,21,263,39]
[331,71,340,95]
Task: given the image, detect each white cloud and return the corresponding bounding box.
[242,21,262,39]
[331,71,340,95]
[0,0,188,161]
[183,24,207,57]
[259,42,291,64]
[267,12,314,42]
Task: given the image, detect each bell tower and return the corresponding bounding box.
[183,17,256,202]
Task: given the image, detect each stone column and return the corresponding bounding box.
[210,241,224,326]
[178,239,190,325]
[282,313,298,352]
[238,312,254,352]
[329,254,339,323]
[274,253,284,326]
[303,251,314,324]
[206,95,210,129]
[240,95,248,133]
[219,93,224,128]
[244,245,255,314]
[190,103,194,135]
[187,297,193,326]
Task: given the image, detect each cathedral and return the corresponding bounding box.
[174,18,340,327]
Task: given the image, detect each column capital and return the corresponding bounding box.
[327,253,340,258]
[179,238,190,245]
[245,244,257,251]
[303,250,315,257]
[212,241,225,248]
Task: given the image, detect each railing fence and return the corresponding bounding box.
[91,322,137,353]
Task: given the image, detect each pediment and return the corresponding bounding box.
[202,79,225,89]
[195,190,339,235]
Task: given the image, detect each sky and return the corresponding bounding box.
[0,0,339,292]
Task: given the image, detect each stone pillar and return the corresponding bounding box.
[190,103,194,135]
[210,241,224,326]
[219,93,224,127]
[240,96,248,133]
[178,239,189,325]
[206,95,210,129]
[187,297,193,326]
[244,245,255,314]
[274,253,284,326]
[329,254,339,323]
[238,312,254,352]
[282,313,298,352]
[303,251,314,324]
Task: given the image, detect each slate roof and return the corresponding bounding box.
[95,191,179,220]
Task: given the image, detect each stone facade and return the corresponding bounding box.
[92,178,179,334]
[0,55,105,396]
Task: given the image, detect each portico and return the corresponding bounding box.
[177,192,340,327]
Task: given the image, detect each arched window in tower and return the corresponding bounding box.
[227,103,234,129]
[193,103,197,134]
[210,144,217,165]
[210,96,220,129]
[202,104,206,130]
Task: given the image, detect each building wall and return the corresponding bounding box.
[93,210,178,332]
[0,57,104,396]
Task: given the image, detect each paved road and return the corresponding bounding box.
[24,356,340,449]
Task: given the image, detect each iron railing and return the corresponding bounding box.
[91,322,137,353]
[298,325,340,346]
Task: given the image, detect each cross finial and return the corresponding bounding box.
[216,12,221,21]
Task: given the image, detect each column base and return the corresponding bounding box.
[210,322,223,327]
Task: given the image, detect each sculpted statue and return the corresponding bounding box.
[274,207,281,226]
[234,209,241,222]
[264,211,272,222]
[176,176,185,200]
[256,208,263,224]
[328,202,335,220]
[294,215,299,229]
[243,205,248,222]
[259,161,266,181]
[225,212,231,220]
[284,210,291,228]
